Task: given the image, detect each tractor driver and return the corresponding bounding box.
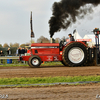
[64,33,75,46]
[68,33,75,42]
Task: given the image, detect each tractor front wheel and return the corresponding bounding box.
[28,56,42,68]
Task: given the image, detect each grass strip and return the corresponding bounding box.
[0,62,63,67]
[41,62,63,66]
[0,64,29,67]
[0,76,100,86]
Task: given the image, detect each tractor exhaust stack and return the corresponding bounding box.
[50,38,53,43]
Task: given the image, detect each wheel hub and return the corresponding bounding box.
[68,47,84,64]
[32,58,39,65]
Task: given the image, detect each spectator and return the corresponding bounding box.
[16,48,18,56]
[21,48,25,56]
[7,48,11,56]
[21,48,25,64]
[18,47,22,56]
[0,50,4,56]
[0,50,4,64]
[25,48,28,53]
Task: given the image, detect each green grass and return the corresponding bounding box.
[41,62,63,66]
[0,63,29,67]
[0,61,63,67]
[0,76,100,86]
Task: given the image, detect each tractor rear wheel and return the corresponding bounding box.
[28,55,42,68]
[61,61,68,66]
[62,42,88,67]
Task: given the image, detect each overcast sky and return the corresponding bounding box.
[0,0,100,45]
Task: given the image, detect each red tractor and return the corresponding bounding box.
[20,40,95,68]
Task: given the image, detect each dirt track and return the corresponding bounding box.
[0,84,100,100]
[0,66,100,100]
[0,66,100,78]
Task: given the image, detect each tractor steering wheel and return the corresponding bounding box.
[59,40,64,50]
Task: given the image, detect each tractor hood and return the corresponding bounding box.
[31,43,59,47]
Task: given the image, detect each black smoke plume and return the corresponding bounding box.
[49,0,100,38]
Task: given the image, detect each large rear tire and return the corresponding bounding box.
[61,61,68,66]
[28,55,42,68]
[62,42,88,67]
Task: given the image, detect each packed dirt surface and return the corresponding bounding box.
[0,66,100,100]
[0,84,100,100]
[0,66,100,78]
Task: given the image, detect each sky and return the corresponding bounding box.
[0,0,100,45]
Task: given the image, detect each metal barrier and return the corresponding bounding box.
[0,56,19,59]
[0,56,19,64]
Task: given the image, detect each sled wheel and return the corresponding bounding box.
[28,55,42,68]
[62,42,88,67]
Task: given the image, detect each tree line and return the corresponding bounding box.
[0,36,67,48]
[0,36,67,56]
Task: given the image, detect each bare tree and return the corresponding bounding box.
[12,43,19,47]
[0,44,2,47]
[3,43,9,47]
[20,44,26,47]
[26,42,31,46]
[30,39,35,43]
[37,36,50,43]
[55,38,61,43]
[10,43,13,47]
